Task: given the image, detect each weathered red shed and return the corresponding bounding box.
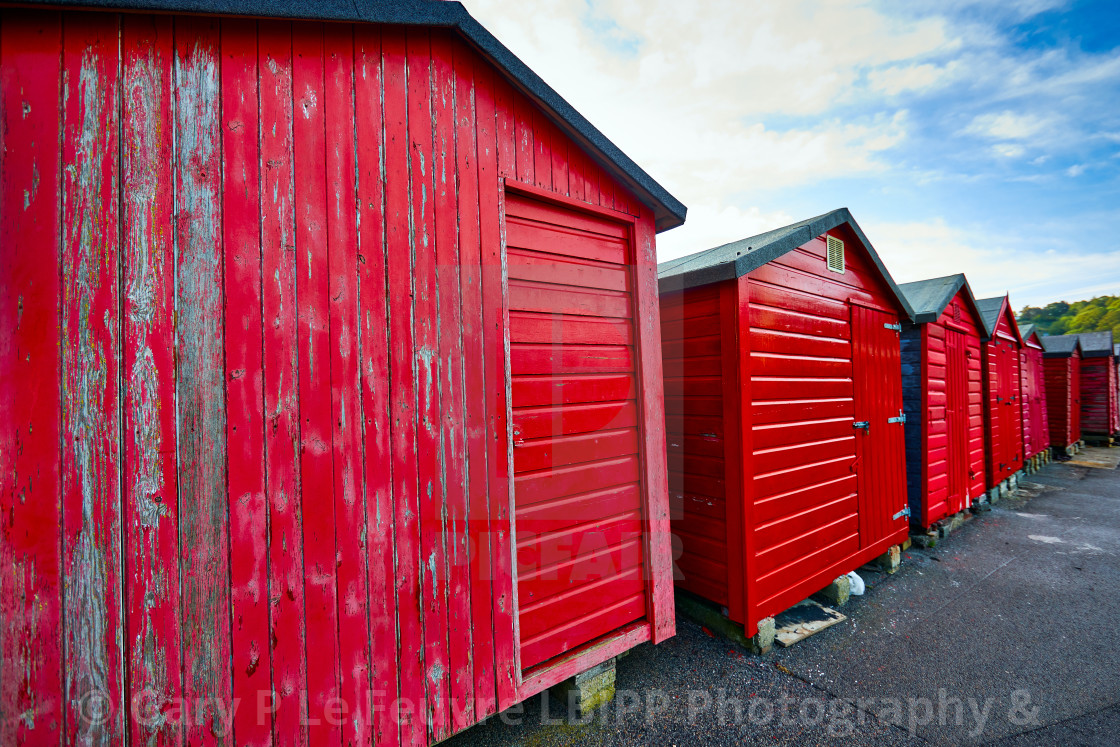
[1018,325,1051,465]
[1040,335,1083,453]
[0,3,685,744]
[1071,331,1118,441]
[897,275,988,529]
[658,209,913,637]
[977,296,1025,494]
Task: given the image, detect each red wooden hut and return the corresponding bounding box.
[658,209,914,638]
[1072,331,1118,442]
[1040,335,1083,454]
[0,3,685,744]
[977,296,1025,495]
[897,275,988,529]
[1018,324,1051,468]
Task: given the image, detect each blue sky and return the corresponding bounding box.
[463,0,1120,310]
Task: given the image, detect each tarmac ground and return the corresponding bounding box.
[445,447,1120,746]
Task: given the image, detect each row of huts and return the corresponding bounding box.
[2,2,1117,746]
[658,214,1120,641]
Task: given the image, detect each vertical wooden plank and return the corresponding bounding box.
[599,166,615,212]
[549,122,568,197]
[584,155,600,206]
[632,204,675,643]
[407,28,450,743]
[173,16,232,744]
[717,281,743,623]
[323,22,372,747]
[736,275,755,636]
[512,91,533,185]
[291,24,342,746]
[493,77,514,181]
[383,26,425,745]
[532,109,550,190]
[60,13,126,744]
[120,14,183,747]
[567,145,585,203]
[220,18,273,746]
[455,45,497,722]
[354,25,399,747]
[0,11,64,744]
[477,67,517,710]
[431,31,473,737]
[257,20,309,745]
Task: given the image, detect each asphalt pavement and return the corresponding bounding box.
[446,448,1120,746]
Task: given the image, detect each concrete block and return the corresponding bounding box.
[550,658,616,718]
[749,616,777,655]
[873,545,902,575]
[910,531,938,549]
[988,486,1001,504]
[812,575,851,608]
[901,537,913,551]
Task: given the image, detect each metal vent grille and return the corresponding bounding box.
[826,236,845,274]
[953,302,962,322]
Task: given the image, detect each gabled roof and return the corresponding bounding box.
[976,295,1024,346]
[28,0,687,232]
[897,273,988,335]
[1020,323,1037,339]
[1040,334,1082,357]
[657,208,914,318]
[1076,330,1115,358]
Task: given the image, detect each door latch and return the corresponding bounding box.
[884,322,902,332]
[893,507,911,520]
[853,421,870,430]
[887,409,906,424]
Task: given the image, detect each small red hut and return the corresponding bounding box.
[1072,331,1118,442]
[658,209,913,638]
[977,296,1025,496]
[1041,335,1083,454]
[897,275,988,529]
[1018,324,1051,468]
[0,3,684,744]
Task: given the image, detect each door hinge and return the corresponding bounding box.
[884,322,902,332]
[853,421,870,430]
[893,507,911,520]
[888,410,906,424]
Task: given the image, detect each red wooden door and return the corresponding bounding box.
[946,330,970,514]
[992,341,1020,480]
[504,192,647,672]
[851,305,908,546]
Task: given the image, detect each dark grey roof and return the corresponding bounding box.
[1115,343,1120,358]
[1076,330,1115,357]
[28,0,686,232]
[657,208,914,318]
[1019,323,1037,339]
[975,297,1005,331]
[976,295,1025,345]
[897,274,989,335]
[1040,334,1081,357]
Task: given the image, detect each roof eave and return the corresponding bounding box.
[658,208,916,320]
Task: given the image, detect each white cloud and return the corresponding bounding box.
[1066,163,1086,177]
[965,111,1053,141]
[868,62,955,96]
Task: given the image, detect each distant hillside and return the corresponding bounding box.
[1018,295,1120,339]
